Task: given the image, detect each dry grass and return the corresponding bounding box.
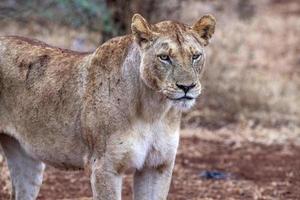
[181,124,300,147]
[185,7,300,128]
[0,20,99,52]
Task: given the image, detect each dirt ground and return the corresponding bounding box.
[1,126,300,200]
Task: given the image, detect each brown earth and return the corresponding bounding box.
[1,126,300,200]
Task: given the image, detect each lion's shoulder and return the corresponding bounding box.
[90,35,134,72]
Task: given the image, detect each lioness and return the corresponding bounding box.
[0,13,215,199]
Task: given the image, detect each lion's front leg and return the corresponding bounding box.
[133,161,175,200]
[90,157,123,200]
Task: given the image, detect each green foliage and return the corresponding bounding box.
[0,0,120,39]
[50,0,117,33]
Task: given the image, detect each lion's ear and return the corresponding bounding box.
[131,13,153,46]
[192,15,216,46]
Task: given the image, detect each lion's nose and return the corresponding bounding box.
[176,83,196,93]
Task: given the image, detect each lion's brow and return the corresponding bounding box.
[160,42,169,49]
[175,32,185,46]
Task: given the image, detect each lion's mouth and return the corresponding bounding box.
[167,95,194,101]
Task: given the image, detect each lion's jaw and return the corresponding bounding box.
[163,84,202,111]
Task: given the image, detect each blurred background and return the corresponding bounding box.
[0,0,300,199]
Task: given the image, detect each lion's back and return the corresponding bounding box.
[0,36,91,88]
[0,36,89,138]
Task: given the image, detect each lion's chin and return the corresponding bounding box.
[171,99,196,112]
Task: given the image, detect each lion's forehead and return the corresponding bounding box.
[154,35,203,60]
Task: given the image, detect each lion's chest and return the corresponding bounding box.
[128,120,179,170]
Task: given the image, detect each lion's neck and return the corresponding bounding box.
[86,35,179,124]
[122,40,175,122]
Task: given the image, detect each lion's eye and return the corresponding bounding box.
[192,53,202,60]
[158,55,170,62]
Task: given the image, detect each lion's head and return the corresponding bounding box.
[131,14,216,111]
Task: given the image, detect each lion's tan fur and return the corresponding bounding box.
[0,14,215,200]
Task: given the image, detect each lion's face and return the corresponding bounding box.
[131,14,216,111]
